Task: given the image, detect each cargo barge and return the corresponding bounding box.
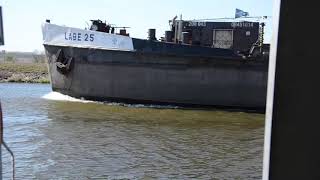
[42,16,269,110]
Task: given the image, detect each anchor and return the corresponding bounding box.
[55,49,73,74]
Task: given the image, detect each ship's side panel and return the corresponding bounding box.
[181,21,260,52]
[44,45,267,109]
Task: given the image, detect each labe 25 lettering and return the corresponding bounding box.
[64,32,95,42]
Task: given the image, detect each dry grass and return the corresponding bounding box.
[0,62,49,83]
[0,62,48,74]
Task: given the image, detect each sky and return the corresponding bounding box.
[0,0,273,52]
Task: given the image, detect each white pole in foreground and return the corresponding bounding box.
[263,0,320,179]
[262,0,281,179]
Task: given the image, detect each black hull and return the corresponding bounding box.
[44,44,268,111]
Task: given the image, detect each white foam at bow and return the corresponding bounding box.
[41,92,94,103]
[42,92,180,109]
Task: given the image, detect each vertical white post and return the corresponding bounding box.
[263,0,320,179]
[262,0,281,179]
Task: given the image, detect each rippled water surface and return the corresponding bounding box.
[0,83,265,179]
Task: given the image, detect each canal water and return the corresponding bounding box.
[0,83,265,179]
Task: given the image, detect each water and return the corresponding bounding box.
[0,83,265,179]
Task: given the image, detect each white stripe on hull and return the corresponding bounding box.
[42,23,134,51]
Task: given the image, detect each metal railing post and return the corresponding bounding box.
[0,102,15,180]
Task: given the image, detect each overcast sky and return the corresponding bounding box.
[0,0,273,52]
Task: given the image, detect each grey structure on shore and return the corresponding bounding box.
[43,17,269,110]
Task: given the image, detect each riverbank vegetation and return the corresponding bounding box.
[0,51,49,83]
[0,62,49,83]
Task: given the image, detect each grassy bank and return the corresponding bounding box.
[0,62,50,83]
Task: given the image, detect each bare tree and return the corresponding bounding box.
[32,50,46,63]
